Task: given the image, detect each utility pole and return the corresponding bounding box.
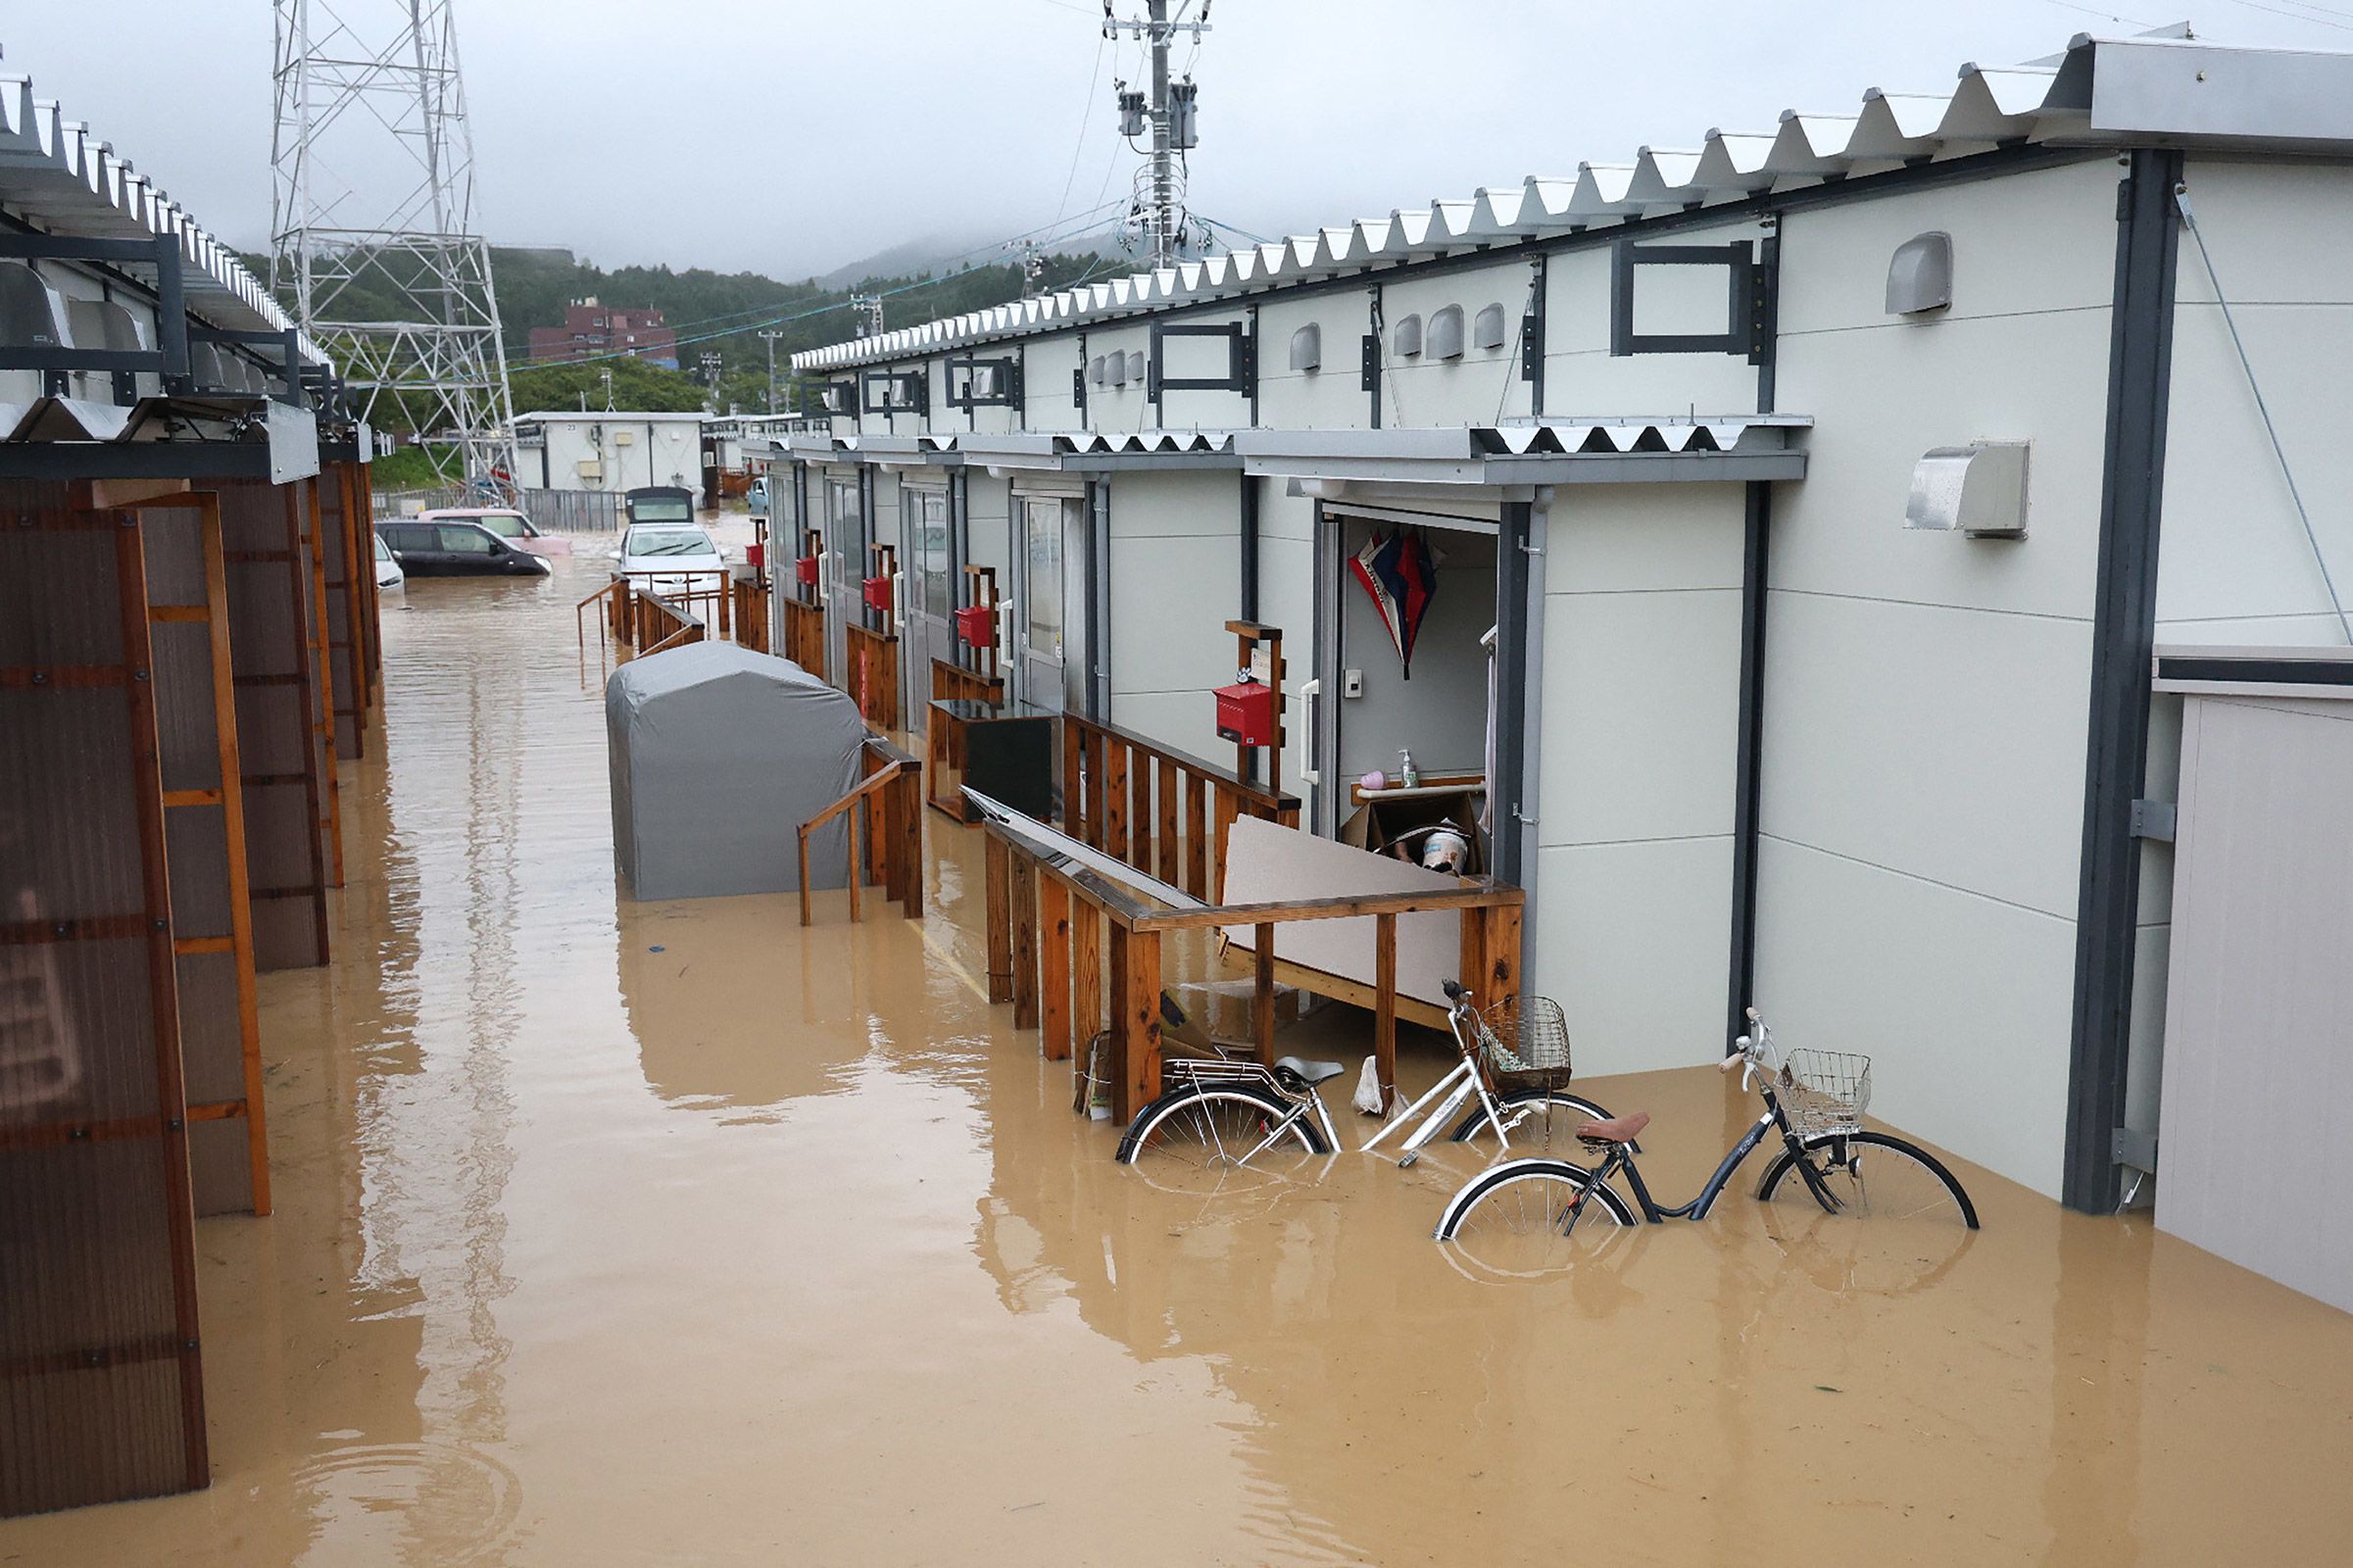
[849,293,885,339]
[759,328,784,413]
[1104,0,1207,269]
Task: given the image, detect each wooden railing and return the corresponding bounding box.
[731,571,771,654]
[983,813,1522,1121]
[578,572,732,659]
[633,589,705,656]
[1060,713,1300,904]
[615,569,731,641]
[930,656,1003,706]
[781,598,825,677]
[845,622,901,729]
[797,737,923,926]
[576,577,627,657]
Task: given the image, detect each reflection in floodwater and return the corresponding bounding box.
[5,538,2352,1565]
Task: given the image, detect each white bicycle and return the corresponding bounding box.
[1113,981,1612,1191]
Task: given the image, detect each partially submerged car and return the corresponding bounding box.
[612,521,725,596]
[376,516,553,578]
[418,506,571,558]
[374,529,405,592]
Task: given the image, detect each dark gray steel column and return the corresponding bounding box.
[2065,148,2183,1214]
[1725,481,1772,1051]
[1238,470,1258,621]
[1493,500,1533,886]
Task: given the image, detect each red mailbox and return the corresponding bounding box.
[861,574,894,614]
[746,541,764,570]
[794,555,821,587]
[954,603,996,646]
[1214,679,1277,747]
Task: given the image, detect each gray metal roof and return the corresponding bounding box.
[1234,417,1811,486]
[794,30,2353,374]
[0,72,327,366]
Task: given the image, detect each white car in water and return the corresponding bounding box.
[374,529,405,593]
[613,522,726,597]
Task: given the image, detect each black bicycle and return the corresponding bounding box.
[1434,1007,1979,1277]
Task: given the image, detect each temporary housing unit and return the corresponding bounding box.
[775,27,2353,1293]
[514,409,704,494]
[607,642,870,900]
[0,65,380,1512]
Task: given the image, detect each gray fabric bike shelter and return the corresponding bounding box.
[607,641,868,901]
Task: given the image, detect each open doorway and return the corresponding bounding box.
[1318,503,1500,873]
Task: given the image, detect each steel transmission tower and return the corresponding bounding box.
[270,0,518,487]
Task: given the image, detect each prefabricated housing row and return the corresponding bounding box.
[771,30,2353,1289]
[0,69,382,1514]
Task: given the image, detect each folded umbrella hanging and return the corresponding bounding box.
[1349,527,1444,678]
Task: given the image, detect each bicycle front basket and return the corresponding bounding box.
[1478,996,1574,1093]
[1777,1048,1872,1140]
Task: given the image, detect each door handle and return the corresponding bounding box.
[893,569,907,632]
[1297,678,1323,787]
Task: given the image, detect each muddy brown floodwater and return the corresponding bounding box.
[7,539,2353,1567]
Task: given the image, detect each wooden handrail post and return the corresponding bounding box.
[1040,873,1072,1061]
[1459,906,1490,1010]
[1009,853,1040,1031]
[1103,740,1130,861]
[1253,921,1277,1067]
[983,830,1012,1004]
[1155,758,1179,884]
[1374,911,1399,1112]
[1072,899,1102,1093]
[1185,773,1208,899]
[798,826,813,927]
[896,767,922,917]
[1109,922,1162,1120]
[846,798,862,923]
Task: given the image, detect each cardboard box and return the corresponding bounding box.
[1339,786,1486,876]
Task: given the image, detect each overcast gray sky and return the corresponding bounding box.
[7,3,2346,280]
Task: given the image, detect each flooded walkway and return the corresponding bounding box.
[7,544,2353,1566]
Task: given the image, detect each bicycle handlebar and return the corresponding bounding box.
[1442,980,1467,1003]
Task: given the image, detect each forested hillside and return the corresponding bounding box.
[265,244,1116,435]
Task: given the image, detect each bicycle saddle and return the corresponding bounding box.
[1275,1055,1347,1087]
[1576,1112,1651,1145]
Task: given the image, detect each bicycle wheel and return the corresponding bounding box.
[1446,1089,1614,1152]
[1755,1132,1980,1229]
[1115,1086,1328,1198]
[1434,1158,1636,1279]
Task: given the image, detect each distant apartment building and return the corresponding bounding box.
[527,296,679,368]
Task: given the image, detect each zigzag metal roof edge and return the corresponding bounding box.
[0,68,329,368]
[793,31,2353,375]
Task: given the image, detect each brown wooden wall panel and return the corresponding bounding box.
[318,463,365,760]
[141,496,268,1217]
[219,481,329,971]
[0,484,208,1516]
